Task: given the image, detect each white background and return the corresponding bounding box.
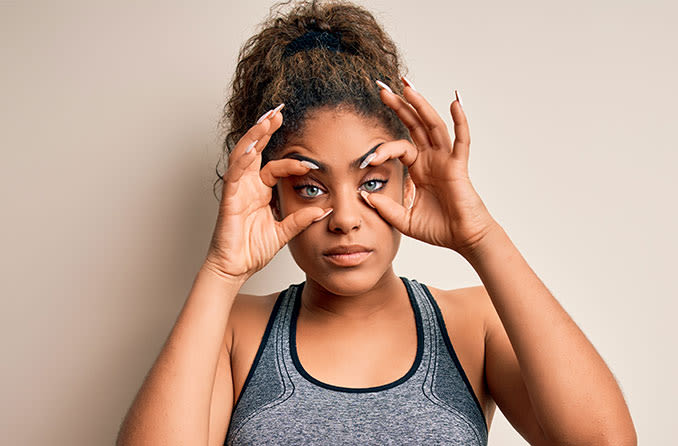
[1,0,675,444]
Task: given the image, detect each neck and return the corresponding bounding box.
[300,267,407,323]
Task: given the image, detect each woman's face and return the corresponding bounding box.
[272,107,414,296]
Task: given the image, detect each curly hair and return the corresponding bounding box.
[214,0,411,200]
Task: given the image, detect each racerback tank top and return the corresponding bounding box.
[224,277,488,445]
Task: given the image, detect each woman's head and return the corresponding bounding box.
[218,0,410,175]
[218,0,414,293]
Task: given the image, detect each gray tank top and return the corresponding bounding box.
[224,277,488,445]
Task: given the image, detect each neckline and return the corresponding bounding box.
[289,276,424,393]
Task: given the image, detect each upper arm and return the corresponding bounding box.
[206,294,241,446]
[476,285,550,446]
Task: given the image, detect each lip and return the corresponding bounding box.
[323,244,373,255]
[323,250,373,267]
[322,244,374,267]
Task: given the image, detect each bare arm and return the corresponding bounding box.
[372,82,637,445]
[116,265,245,445]
[116,102,328,445]
[467,224,637,446]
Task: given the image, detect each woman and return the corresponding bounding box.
[116,1,636,445]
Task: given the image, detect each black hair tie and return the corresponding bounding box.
[283,30,355,58]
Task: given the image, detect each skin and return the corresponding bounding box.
[202,79,637,445]
[272,106,416,320]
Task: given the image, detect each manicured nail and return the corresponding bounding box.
[401,76,416,92]
[256,109,273,124]
[360,191,375,209]
[375,80,393,94]
[312,208,333,222]
[245,139,258,154]
[271,103,285,116]
[300,160,319,169]
[455,89,463,107]
[359,153,377,169]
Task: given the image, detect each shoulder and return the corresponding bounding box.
[419,282,497,426]
[422,282,492,331]
[224,288,286,354]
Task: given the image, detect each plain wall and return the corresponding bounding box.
[1,0,676,444]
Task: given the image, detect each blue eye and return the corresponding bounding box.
[293,184,326,199]
[293,178,388,199]
[362,179,387,192]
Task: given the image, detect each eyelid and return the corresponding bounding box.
[360,178,388,192]
[293,176,388,198]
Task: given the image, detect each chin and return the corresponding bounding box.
[303,262,393,296]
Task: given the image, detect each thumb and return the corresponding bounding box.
[277,207,333,244]
[360,191,410,234]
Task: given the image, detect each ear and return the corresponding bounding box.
[403,174,416,209]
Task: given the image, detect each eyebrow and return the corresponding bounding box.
[280,142,388,173]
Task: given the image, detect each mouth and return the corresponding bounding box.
[322,243,374,267]
[323,250,373,267]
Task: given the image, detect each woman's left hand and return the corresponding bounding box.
[361,79,498,257]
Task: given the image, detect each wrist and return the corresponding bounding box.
[456,220,507,263]
[199,261,251,288]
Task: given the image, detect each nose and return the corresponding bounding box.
[326,188,367,233]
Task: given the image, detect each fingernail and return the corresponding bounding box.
[271,103,285,116]
[300,160,319,169]
[375,80,393,94]
[360,191,375,209]
[401,76,416,92]
[455,89,463,107]
[256,109,273,124]
[312,208,333,222]
[359,153,377,169]
[245,139,258,154]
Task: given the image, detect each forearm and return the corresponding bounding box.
[462,223,636,445]
[116,265,246,445]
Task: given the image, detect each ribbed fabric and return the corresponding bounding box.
[224,277,488,445]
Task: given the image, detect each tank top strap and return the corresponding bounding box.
[400,277,439,384]
[226,283,299,440]
[407,278,489,441]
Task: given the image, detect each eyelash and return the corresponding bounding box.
[293,178,389,199]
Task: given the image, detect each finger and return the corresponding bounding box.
[377,87,433,151]
[226,144,259,184]
[450,91,470,161]
[226,106,285,183]
[229,103,285,164]
[277,207,333,245]
[360,191,410,235]
[360,139,418,169]
[399,82,453,151]
[259,158,318,188]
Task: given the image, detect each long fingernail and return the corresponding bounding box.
[360,191,375,209]
[359,153,377,169]
[271,103,285,116]
[455,89,463,107]
[245,139,258,154]
[300,160,319,169]
[401,76,416,92]
[256,109,274,124]
[375,80,393,94]
[313,208,333,222]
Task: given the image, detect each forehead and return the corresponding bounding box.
[279,108,396,171]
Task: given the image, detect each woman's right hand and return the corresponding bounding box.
[203,105,332,282]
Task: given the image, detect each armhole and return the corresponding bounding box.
[229,287,287,414]
[419,283,489,434]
